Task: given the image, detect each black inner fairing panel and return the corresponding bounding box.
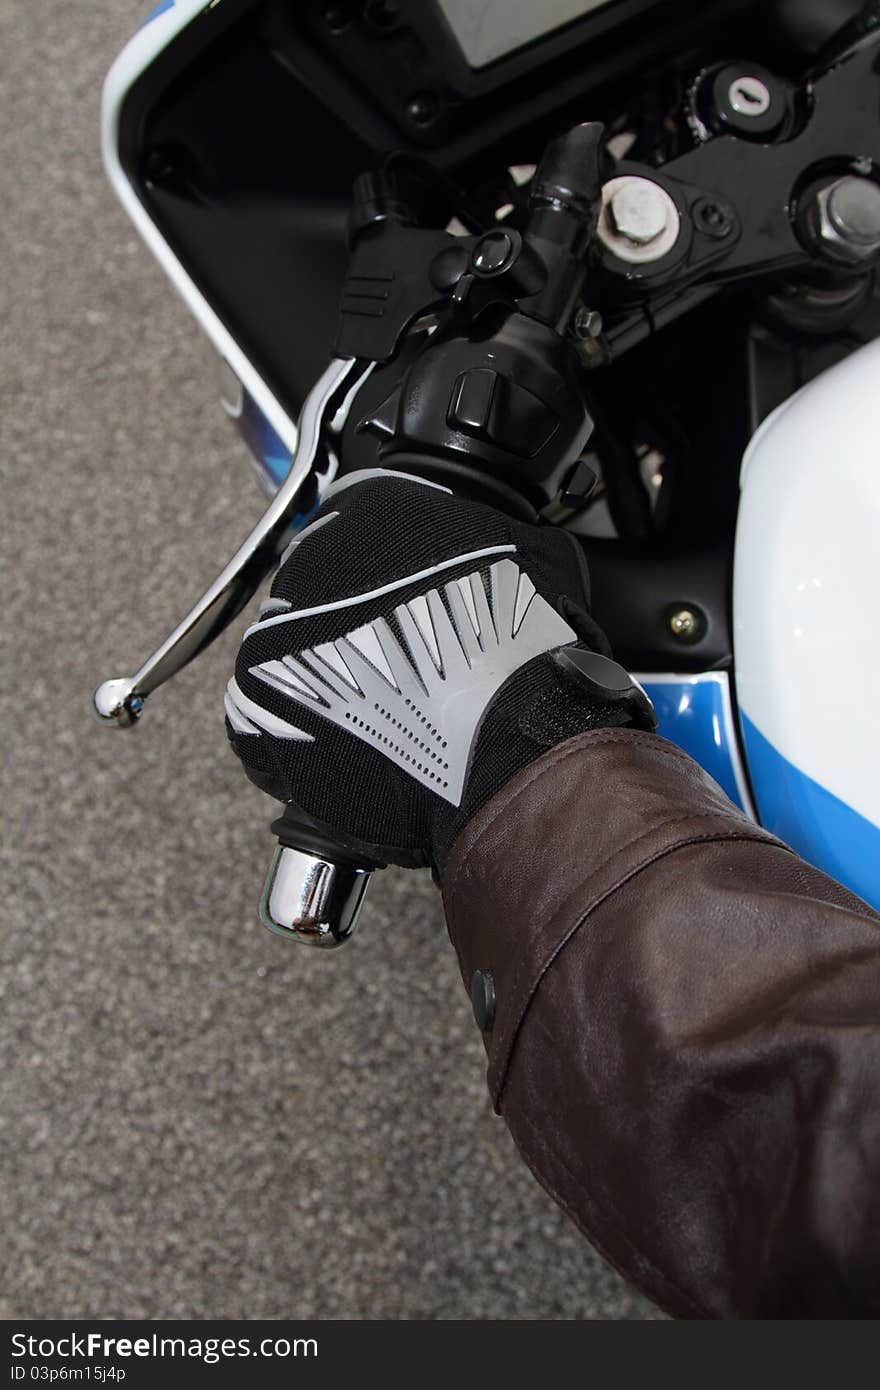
[119,0,778,421]
[117,0,873,671]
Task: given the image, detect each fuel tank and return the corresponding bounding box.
[734,335,880,908]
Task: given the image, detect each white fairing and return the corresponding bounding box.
[734,337,880,834]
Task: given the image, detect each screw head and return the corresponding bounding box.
[669,608,700,641]
[609,180,669,245]
[694,198,734,239]
[728,75,771,117]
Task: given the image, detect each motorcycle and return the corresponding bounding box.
[94,0,880,939]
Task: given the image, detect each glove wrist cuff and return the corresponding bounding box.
[430,645,656,873]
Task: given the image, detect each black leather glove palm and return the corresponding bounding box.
[226,470,653,872]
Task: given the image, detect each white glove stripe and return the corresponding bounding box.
[241,545,516,642]
[226,678,315,742]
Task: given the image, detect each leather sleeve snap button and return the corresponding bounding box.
[470,969,497,1033]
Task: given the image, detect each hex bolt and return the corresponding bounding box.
[574,307,604,339]
[608,180,669,245]
[727,75,771,117]
[598,177,681,265]
[812,176,880,263]
[827,176,880,247]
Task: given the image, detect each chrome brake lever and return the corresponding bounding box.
[93,357,370,728]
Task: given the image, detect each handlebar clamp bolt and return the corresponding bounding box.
[598,177,680,265]
[608,180,668,246]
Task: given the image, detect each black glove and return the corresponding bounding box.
[226,470,654,872]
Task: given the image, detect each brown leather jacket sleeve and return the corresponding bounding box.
[441,730,880,1319]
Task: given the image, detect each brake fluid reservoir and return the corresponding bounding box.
[733,336,880,908]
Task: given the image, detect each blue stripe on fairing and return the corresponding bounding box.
[259,450,292,489]
[740,712,880,910]
[140,0,175,29]
[640,677,748,812]
[237,393,293,489]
